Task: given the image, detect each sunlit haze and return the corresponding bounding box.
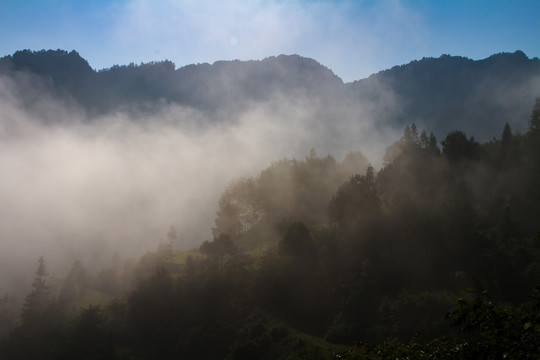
[2,1,540,357]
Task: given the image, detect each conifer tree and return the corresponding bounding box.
[21,257,49,326]
[502,122,512,143]
[529,97,540,131]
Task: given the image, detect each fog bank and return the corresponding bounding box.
[0,76,397,295]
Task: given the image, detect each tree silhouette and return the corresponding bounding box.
[279,222,315,258]
[213,178,259,237]
[167,225,178,244]
[502,122,512,143]
[328,165,380,226]
[441,130,478,163]
[21,257,50,327]
[530,97,540,132]
[58,260,87,306]
[200,233,238,270]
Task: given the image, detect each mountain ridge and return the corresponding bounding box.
[1,49,539,141]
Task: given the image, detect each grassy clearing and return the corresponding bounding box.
[167,250,204,265]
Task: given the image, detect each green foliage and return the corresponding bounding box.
[333,289,540,359]
[228,311,329,360]
[446,289,540,359]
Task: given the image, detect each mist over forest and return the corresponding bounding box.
[1,49,540,359]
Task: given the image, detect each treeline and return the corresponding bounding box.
[1,49,539,138]
[1,99,540,359]
[0,49,340,116]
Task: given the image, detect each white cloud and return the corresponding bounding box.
[110,0,427,81]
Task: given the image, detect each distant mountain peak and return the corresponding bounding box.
[487,50,528,59]
[1,49,94,92]
[11,48,93,74]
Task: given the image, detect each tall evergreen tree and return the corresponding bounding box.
[502,122,512,143]
[529,97,540,132]
[58,260,87,306]
[21,257,50,327]
[428,132,440,154]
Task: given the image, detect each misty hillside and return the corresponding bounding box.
[1,49,539,139]
[2,114,540,359]
[350,51,540,137]
[0,50,342,117]
[2,48,540,359]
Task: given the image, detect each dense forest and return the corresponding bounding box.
[1,98,539,359]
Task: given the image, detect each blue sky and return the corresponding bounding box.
[1,0,539,82]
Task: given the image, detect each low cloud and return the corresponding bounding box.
[0,75,399,294]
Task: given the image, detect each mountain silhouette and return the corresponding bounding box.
[1,49,539,139]
[349,50,540,137]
